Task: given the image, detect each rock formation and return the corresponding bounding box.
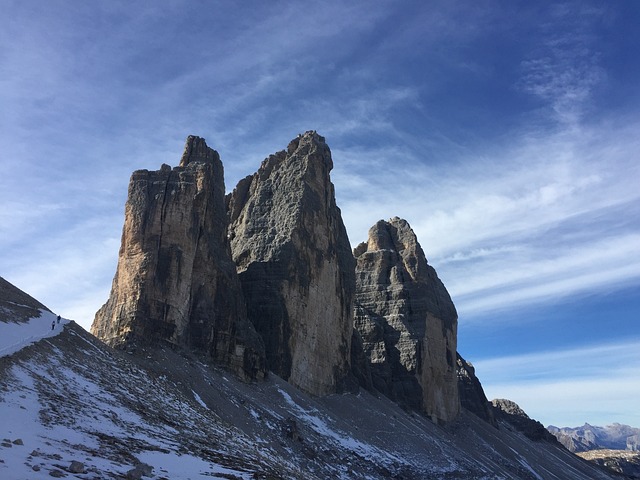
[492,399,558,443]
[91,136,265,380]
[353,217,459,422]
[227,131,356,396]
[457,353,496,426]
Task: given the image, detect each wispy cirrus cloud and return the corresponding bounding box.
[516,3,606,126]
[474,339,640,426]
[335,116,640,319]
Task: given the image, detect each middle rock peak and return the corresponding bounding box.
[227,131,356,396]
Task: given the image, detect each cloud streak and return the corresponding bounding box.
[335,116,640,319]
[474,340,640,426]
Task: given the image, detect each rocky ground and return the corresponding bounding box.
[577,449,640,478]
[1,317,623,479]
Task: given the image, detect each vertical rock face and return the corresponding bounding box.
[227,131,356,396]
[91,136,265,380]
[353,217,459,422]
[457,353,496,426]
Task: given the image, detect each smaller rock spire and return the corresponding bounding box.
[179,135,219,166]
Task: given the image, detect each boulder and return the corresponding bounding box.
[68,461,85,473]
[227,131,356,395]
[92,136,265,380]
[353,217,459,422]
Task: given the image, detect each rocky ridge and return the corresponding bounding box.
[548,423,640,453]
[0,276,50,323]
[492,399,560,443]
[457,353,497,427]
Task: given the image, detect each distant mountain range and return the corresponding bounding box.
[548,423,640,478]
[548,423,640,452]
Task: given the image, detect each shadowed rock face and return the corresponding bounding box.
[353,217,459,422]
[492,399,560,443]
[457,353,496,426]
[91,136,265,380]
[0,276,51,323]
[227,131,356,396]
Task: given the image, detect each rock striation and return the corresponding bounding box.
[91,136,265,380]
[227,131,356,396]
[353,217,459,422]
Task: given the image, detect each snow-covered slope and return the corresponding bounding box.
[0,311,68,358]
[0,281,620,479]
[0,322,619,479]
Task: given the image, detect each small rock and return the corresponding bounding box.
[32,465,41,471]
[125,467,143,480]
[68,460,85,473]
[13,438,24,445]
[125,463,153,480]
[49,469,66,478]
[1,441,12,448]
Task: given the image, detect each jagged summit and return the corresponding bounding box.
[91,136,265,380]
[457,353,497,426]
[227,131,355,396]
[179,135,219,166]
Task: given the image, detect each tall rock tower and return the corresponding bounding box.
[353,217,459,422]
[91,136,265,380]
[227,131,356,395]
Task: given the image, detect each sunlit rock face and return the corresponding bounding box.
[227,131,356,396]
[91,136,265,381]
[353,217,459,422]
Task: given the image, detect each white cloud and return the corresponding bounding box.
[335,117,640,318]
[485,375,640,428]
[477,343,640,428]
[516,3,606,127]
[474,340,640,426]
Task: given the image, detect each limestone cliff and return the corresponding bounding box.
[353,217,459,422]
[91,136,265,380]
[227,131,356,396]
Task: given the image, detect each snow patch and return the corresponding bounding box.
[192,390,207,409]
[0,311,69,358]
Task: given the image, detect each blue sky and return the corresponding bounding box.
[1,1,639,428]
